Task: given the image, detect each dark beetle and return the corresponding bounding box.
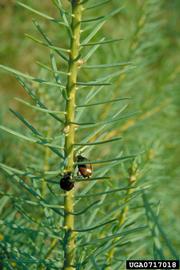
[60,172,74,191]
[76,155,92,178]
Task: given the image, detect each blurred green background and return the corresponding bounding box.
[0,0,179,260]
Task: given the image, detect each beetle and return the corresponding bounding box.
[76,155,93,178]
[60,172,74,191]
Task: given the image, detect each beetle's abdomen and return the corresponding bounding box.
[78,164,92,178]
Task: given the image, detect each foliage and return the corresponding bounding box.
[0,0,179,269]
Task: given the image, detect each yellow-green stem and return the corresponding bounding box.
[63,1,82,269]
[106,162,139,269]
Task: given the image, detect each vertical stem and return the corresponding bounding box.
[105,161,139,269]
[42,130,51,198]
[63,1,82,269]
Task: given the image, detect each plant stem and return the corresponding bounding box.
[42,129,51,197]
[63,1,82,269]
[105,161,139,269]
